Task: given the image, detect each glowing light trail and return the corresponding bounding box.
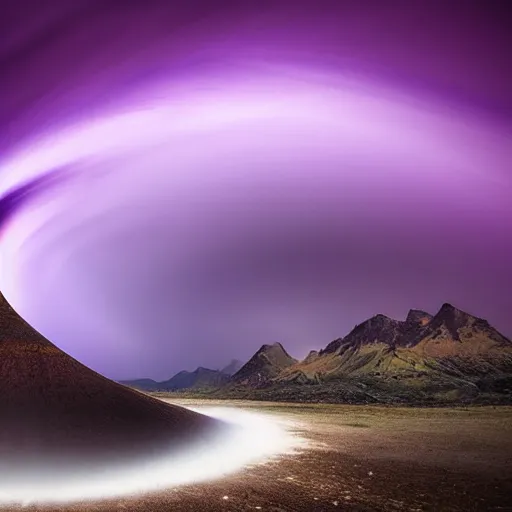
[0,404,306,506]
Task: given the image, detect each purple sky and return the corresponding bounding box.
[0,0,510,380]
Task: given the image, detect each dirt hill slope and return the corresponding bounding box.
[0,292,222,475]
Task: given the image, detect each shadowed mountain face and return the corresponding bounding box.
[405,309,433,326]
[0,292,223,478]
[231,342,297,387]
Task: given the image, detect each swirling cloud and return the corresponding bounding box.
[0,1,510,379]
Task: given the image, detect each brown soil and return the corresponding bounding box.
[6,399,511,512]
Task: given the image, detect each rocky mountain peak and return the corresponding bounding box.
[232,342,297,385]
[438,302,469,317]
[303,350,319,363]
[256,342,293,358]
[220,359,243,376]
[263,341,284,349]
[320,337,344,355]
[343,314,403,348]
[427,303,479,341]
[427,303,511,345]
[405,309,433,326]
[195,366,214,374]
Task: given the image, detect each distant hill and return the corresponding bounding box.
[121,365,232,392]
[161,367,230,391]
[122,303,512,405]
[220,359,243,376]
[118,378,160,391]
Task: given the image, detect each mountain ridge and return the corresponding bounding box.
[122,303,512,405]
[121,360,239,391]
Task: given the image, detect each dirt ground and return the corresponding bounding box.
[7,400,512,512]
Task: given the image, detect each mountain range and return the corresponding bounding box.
[121,359,243,391]
[121,303,512,405]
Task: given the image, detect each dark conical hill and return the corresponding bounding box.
[0,292,223,474]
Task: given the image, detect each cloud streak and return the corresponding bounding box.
[0,0,510,379]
